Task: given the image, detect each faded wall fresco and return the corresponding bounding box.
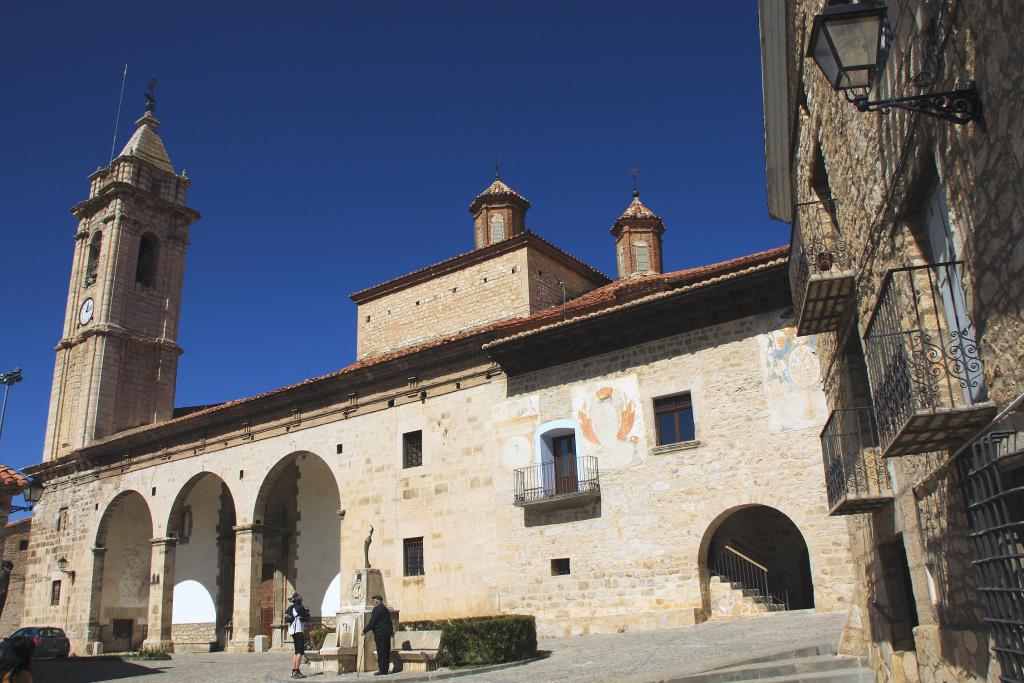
[757,325,828,431]
[493,394,539,472]
[571,374,645,469]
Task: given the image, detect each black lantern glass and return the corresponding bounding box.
[57,556,68,572]
[808,2,887,90]
[22,478,43,504]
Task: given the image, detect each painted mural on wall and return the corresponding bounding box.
[570,374,645,469]
[493,395,539,473]
[757,324,828,431]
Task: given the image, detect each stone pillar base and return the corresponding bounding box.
[141,639,174,652]
[225,639,253,653]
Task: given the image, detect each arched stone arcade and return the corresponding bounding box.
[698,504,815,619]
[89,491,153,652]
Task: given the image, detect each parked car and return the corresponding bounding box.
[1,626,70,658]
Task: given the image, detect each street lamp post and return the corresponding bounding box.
[0,368,23,442]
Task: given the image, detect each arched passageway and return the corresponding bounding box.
[91,491,153,652]
[254,452,341,639]
[167,473,237,651]
[700,505,814,614]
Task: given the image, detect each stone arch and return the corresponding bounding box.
[252,451,342,638]
[696,500,815,619]
[90,490,153,652]
[166,472,238,650]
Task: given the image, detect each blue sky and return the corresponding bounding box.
[0,2,785,484]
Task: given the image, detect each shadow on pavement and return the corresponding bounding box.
[35,656,164,682]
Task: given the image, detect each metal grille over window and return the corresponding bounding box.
[402,430,422,468]
[403,537,424,576]
[960,419,1024,683]
[51,580,61,606]
[654,393,695,445]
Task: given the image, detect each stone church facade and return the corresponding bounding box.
[22,104,857,654]
[759,0,1024,681]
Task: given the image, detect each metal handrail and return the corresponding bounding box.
[710,545,789,611]
[513,456,600,505]
[821,407,890,510]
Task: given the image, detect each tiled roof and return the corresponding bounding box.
[0,464,28,491]
[63,244,788,456]
[469,178,531,212]
[617,193,659,220]
[118,113,174,173]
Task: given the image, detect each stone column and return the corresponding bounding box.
[86,547,106,653]
[143,537,177,650]
[227,524,264,653]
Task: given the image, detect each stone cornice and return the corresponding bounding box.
[71,182,200,224]
[55,324,183,356]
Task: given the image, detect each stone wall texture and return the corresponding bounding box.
[776,0,1024,680]
[0,520,31,637]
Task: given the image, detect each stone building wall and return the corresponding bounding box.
[22,307,854,650]
[776,0,1024,680]
[0,519,31,636]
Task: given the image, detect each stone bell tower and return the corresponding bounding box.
[469,175,530,248]
[611,189,665,278]
[42,94,200,461]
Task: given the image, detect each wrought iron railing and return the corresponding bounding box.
[789,199,855,334]
[959,413,1024,683]
[710,545,789,611]
[864,262,990,455]
[821,407,892,514]
[513,456,600,505]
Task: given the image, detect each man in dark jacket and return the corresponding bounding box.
[362,594,393,675]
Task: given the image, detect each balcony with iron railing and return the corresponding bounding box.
[513,456,600,511]
[789,199,856,336]
[864,262,996,457]
[821,407,893,515]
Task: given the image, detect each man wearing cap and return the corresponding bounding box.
[286,592,311,679]
[362,594,393,676]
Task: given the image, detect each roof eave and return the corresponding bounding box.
[759,0,793,224]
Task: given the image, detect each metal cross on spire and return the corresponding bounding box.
[144,76,159,114]
[495,154,501,180]
[628,165,641,197]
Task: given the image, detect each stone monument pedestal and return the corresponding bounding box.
[323,568,399,674]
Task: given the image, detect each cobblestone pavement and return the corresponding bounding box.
[35,610,845,683]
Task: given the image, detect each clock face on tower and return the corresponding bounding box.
[79,298,95,326]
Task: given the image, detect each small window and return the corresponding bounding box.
[489,213,505,242]
[654,393,695,445]
[18,539,28,551]
[112,619,133,640]
[85,231,102,286]
[404,537,425,576]
[51,580,62,606]
[633,241,650,272]
[403,430,423,468]
[551,558,571,576]
[135,234,158,287]
[56,507,69,532]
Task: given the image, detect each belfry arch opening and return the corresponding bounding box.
[167,473,237,651]
[699,505,815,616]
[92,491,153,652]
[254,452,341,640]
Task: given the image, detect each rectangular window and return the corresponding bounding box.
[402,430,423,468]
[56,507,69,532]
[634,242,650,272]
[551,558,571,576]
[18,539,28,551]
[50,580,61,606]
[403,537,425,576]
[654,393,696,445]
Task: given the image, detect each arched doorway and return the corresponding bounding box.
[254,452,341,641]
[167,473,237,651]
[699,505,814,615]
[92,491,153,652]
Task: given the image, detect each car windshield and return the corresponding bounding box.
[39,628,64,638]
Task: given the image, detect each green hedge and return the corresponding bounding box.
[398,615,537,667]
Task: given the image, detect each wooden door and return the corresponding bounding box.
[260,563,275,639]
[552,434,578,495]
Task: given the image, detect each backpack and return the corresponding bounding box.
[284,606,295,625]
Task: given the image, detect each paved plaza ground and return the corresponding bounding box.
[34,610,845,683]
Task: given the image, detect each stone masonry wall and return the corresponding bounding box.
[782,0,1024,680]
[0,519,31,636]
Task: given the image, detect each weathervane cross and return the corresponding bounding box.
[495,154,501,180]
[145,76,159,114]
[628,165,640,195]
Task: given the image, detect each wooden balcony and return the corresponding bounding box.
[789,199,856,336]
[513,456,600,511]
[864,262,996,457]
[821,407,893,515]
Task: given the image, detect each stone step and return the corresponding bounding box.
[668,654,868,683]
[731,669,875,683]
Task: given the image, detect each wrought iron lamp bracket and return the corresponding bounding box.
[849,82,982,125]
